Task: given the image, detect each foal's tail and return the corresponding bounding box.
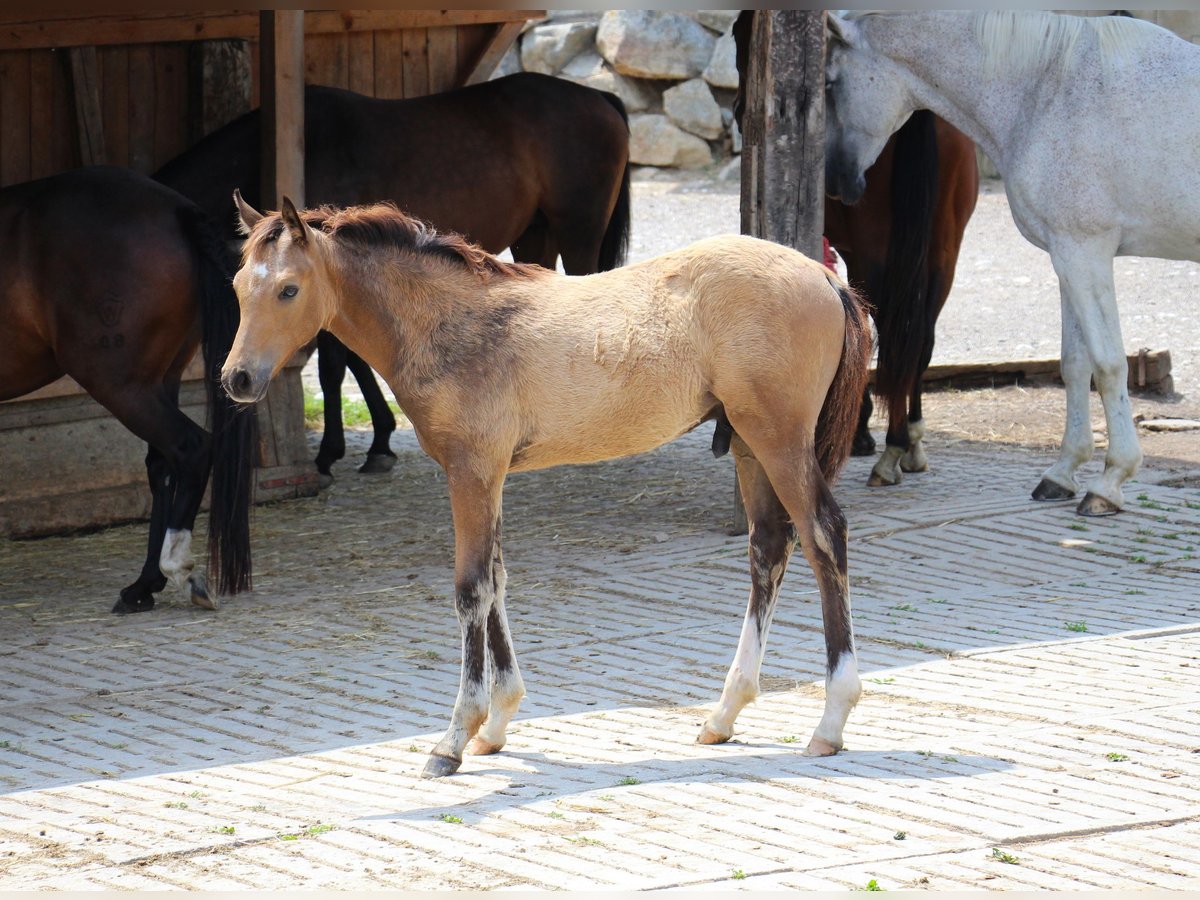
[597,91,632,271]
[872,109,940,411]
[816,280,874,483]
[179,206,257,596]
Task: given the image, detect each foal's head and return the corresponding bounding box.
[223,192,335,403]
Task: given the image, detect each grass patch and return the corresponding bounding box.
[991,848,1018,864]
[303,390,405,429]
[617,776,641,786]
[438,814,463,824]
[1105,751,1129,762]
[1065,621,1088,633]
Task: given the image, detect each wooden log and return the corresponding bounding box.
[67,45,107,165]
[897,349,1173,396]
[259,10,305,209]
[463,21,525,85]
[734,10,825,533]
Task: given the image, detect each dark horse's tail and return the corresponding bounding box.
[178,206,256,596]
[597,91,632,271]
[817,280,874,483]
[872,109,940,411]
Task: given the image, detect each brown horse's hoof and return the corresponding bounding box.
[422,753,463,778]
[802,736,841,757]
[1032,478,1075,502]
[1077,492,1121,517]
[696,725,731,745]
[466,736,503,756]
[851,433,877,457]
[358,452,397,475]
[866,471,900,488]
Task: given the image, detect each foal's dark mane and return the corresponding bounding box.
[247,203,545,280]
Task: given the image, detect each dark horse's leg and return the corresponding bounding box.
[345,350,397,474]
[851,388,877,456]
[315,331,397,483]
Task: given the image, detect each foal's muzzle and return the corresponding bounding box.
[221,366,267,404]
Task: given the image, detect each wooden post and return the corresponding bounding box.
[259,10,305,209]
[733,10,826,534]
[67,46,107,166]
[190,39,252,144]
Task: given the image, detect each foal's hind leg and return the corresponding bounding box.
[700,437,796,744]
[748,434,861,755]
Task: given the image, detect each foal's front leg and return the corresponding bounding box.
[424,466,522,777]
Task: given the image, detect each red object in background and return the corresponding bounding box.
[823,236,838,272]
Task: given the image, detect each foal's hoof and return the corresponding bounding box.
[466,736,504,756]
[1032,478,1075,502]
[1076,492,1121,517]
[189,575,218,611]
[697,725,731,745]
[358,452,397,475]
[802,736,841,757]
[422,753,463,778]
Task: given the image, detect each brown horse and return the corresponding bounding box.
[155,72,631,483]
[0,167,255,613]
[732,12,978,487]
[221,195,871,777]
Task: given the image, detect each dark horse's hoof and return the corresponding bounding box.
[851,432,877,457]
[112,591,155,615]
[358,452,398,475]
[317,471,335,489]
[1032,478,1075,502]
[189,574,218,610]
[422,753,463,778]
[1077,492,1121,517]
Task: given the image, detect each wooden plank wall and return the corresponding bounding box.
[0,21,500,189]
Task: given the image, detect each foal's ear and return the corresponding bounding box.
[280,196,310,246]
[826,12,861,48]
[233,189,264,234]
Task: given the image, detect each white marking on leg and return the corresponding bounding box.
[810,653,862,752]
[433,578,497,764]
[159,528,195,592]
[900,419,928,473]
[470,566,527,754]
[703,596,767,742]
[868,445,905,486]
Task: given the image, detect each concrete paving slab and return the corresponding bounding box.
[1,426,1198,889]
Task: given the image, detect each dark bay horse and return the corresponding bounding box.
[155,72,631,483]
[732,11,978,487]
[0,167,255,613]
[224,196,871,776]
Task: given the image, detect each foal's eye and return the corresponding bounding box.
[279,284,299,300]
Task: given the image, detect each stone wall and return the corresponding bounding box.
[494,10,741,171]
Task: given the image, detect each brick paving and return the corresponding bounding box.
[2,424,1199,890]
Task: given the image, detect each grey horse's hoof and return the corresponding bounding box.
[1077,492,1121,517]
[358,452,397,475]
[317,472,335,489]
[422,753,462,778]
[1032,478,1075,501]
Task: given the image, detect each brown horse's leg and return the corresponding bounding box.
[738,426,861,756]
[344,350,398,475]
[84,382,214,613]
[511,222,559,270]
[466,524,526,756]
[851,387,877,456]
[700,436,796,744]
[424,464,510,777]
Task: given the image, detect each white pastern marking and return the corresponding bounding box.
[159,529,194,590]
[813,653,862,749]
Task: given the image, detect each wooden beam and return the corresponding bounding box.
[0,11,544,51]
[894,349,1174,396]
[259,10,304,209]
[463,21,525,86]
[734,11,826,533]
[67,46,107,165]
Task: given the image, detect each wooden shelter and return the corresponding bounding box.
[0,10,539,537]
